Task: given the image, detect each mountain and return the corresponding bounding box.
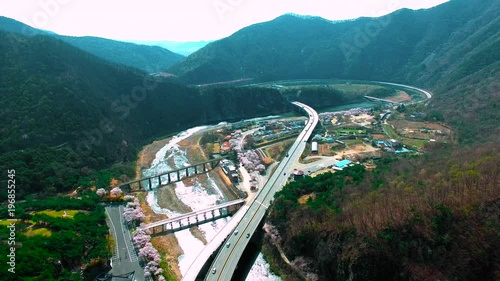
[169,0,498,87]
[0,31,288,200]
[55,35,185,73]
[169,0,500,142]
[0,16,185,73]
[125,40,213,56]
[266,147,500,281]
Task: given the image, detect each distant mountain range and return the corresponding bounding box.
[0,29,289,199]
[0,16,185,73]
[125,40,213,56]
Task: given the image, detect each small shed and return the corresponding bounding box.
[311,141,318,153]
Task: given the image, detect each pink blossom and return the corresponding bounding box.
[96,188,106,197]
[110,187,122,197]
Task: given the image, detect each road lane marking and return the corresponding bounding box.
[105,207,119,259]
[255,200,268,209]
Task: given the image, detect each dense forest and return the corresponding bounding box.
[266,144,500,280]
[0,16,185,73]
[0,31,290,200]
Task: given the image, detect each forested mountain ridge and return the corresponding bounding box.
[0,31,289,200]
[266,148,500,281]
[169,0,498,86]
[169,0,500,142]
[0,16,185,72]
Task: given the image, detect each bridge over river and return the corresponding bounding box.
[116,157,226,191]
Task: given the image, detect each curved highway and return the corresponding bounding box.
[372,81,433,99]
[205,101,318,281]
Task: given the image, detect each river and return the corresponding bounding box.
[142,123,281,280]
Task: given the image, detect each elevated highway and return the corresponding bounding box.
[202,101,318,281]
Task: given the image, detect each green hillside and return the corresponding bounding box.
[169,0,500,142]
[170,0,498,86]
[0,31,288,200]
[0,16,185,73]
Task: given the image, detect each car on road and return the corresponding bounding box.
[234,230,239,236]
[246,233,250,238]
[285,153,289,157]
[212,268,216,274]
[226,242,231,248]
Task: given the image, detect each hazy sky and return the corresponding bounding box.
[0,0,449,41]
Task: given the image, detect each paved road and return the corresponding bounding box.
[205,101,318,281]
[105,205,144,281]
[374,81,433,99]
[293,156,340,175]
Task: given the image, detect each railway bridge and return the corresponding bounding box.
[117,157,226,191]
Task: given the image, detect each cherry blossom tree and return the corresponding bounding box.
[110,187,122,197]
[123,196,145,223]
[124,206,145,223]
[132,231,151,248]
[238,149,265,171]
[127,197,165,280]
[256,164,266,172]
[96,188,106,197]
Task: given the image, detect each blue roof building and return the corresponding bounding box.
[334,160,352,169]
